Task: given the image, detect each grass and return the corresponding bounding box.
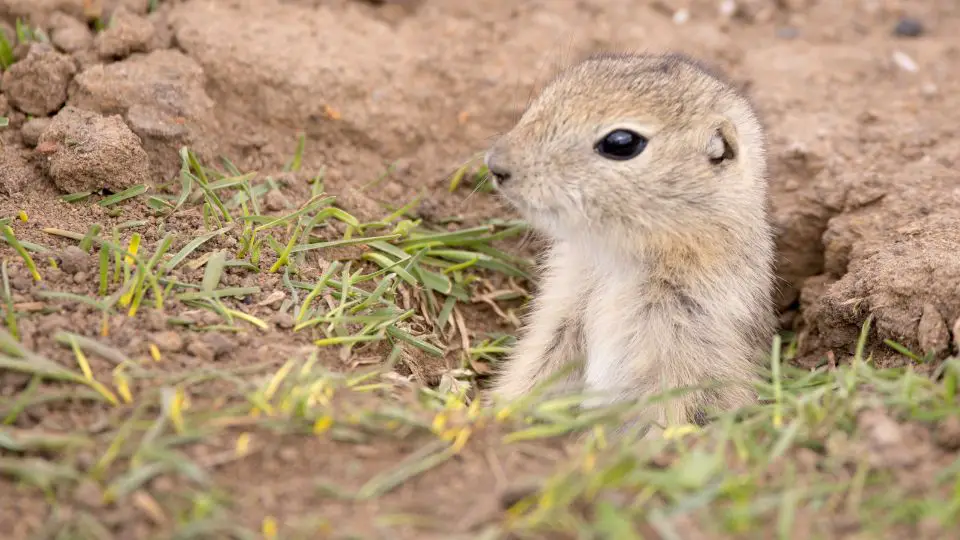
[0,18,46,70]
[0,141,958,539]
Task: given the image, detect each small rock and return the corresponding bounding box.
[49,12,94,53]
[38,106,151,193]
[271,312,294,329]
[73,271,88,284]
[9,275,32,292]
[893,17,924,38]
[0,148,35,196]
[201,332,236,358]
[934,416,960,451]
[917,303,949,357]
[0,43,77,116]
[143,309,166,331]
[263,190,290,212]
[75,451,96,472]
[96,6,156,60]
[20,117,52,147]
[186,340,214,362]
[58,245,91,274]
[150,331,184,352]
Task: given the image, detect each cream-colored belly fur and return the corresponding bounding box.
[491,239,761,433]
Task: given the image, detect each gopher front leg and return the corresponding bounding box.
[488,242,588,402]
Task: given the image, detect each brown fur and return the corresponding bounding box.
[483,52,777,435]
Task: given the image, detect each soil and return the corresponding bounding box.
[1,0,960,538]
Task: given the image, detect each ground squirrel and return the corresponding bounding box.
[483,52,777,433]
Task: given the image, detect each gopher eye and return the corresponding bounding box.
[595,129,648,160]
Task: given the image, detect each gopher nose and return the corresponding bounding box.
[484,151,512,186]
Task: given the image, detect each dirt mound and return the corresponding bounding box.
[68,48,218,183]
[38,105,150,192]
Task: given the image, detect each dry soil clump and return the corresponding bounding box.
[37,105,150,193]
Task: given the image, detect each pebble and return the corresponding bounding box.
[271,312,294,329]
[9,275,32,291]
[264,190,289,211]
[75,451,95,472]
[186,340,214,362]
[893,17,924,38]
[201,332,236,357]
[20,117,51,147]
[151,330,184,352]
[58,246,91,275]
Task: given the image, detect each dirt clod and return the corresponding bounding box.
[49,11,95,53]
[263,190,290,212]
[57,245,92,275]
[96,7,156,59]
[150,331,184,352]
[186,339,214,362]
[68,49,219,182]
[201,332,237,358]
[20,118,52,148]
[271,312,294,329]
[1,43,77,116]
[38,105,151,193]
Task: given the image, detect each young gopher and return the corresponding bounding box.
[484,52,776,431]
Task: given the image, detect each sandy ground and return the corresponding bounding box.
[1,0,960,538]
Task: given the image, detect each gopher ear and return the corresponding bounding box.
[706,119,738,164]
